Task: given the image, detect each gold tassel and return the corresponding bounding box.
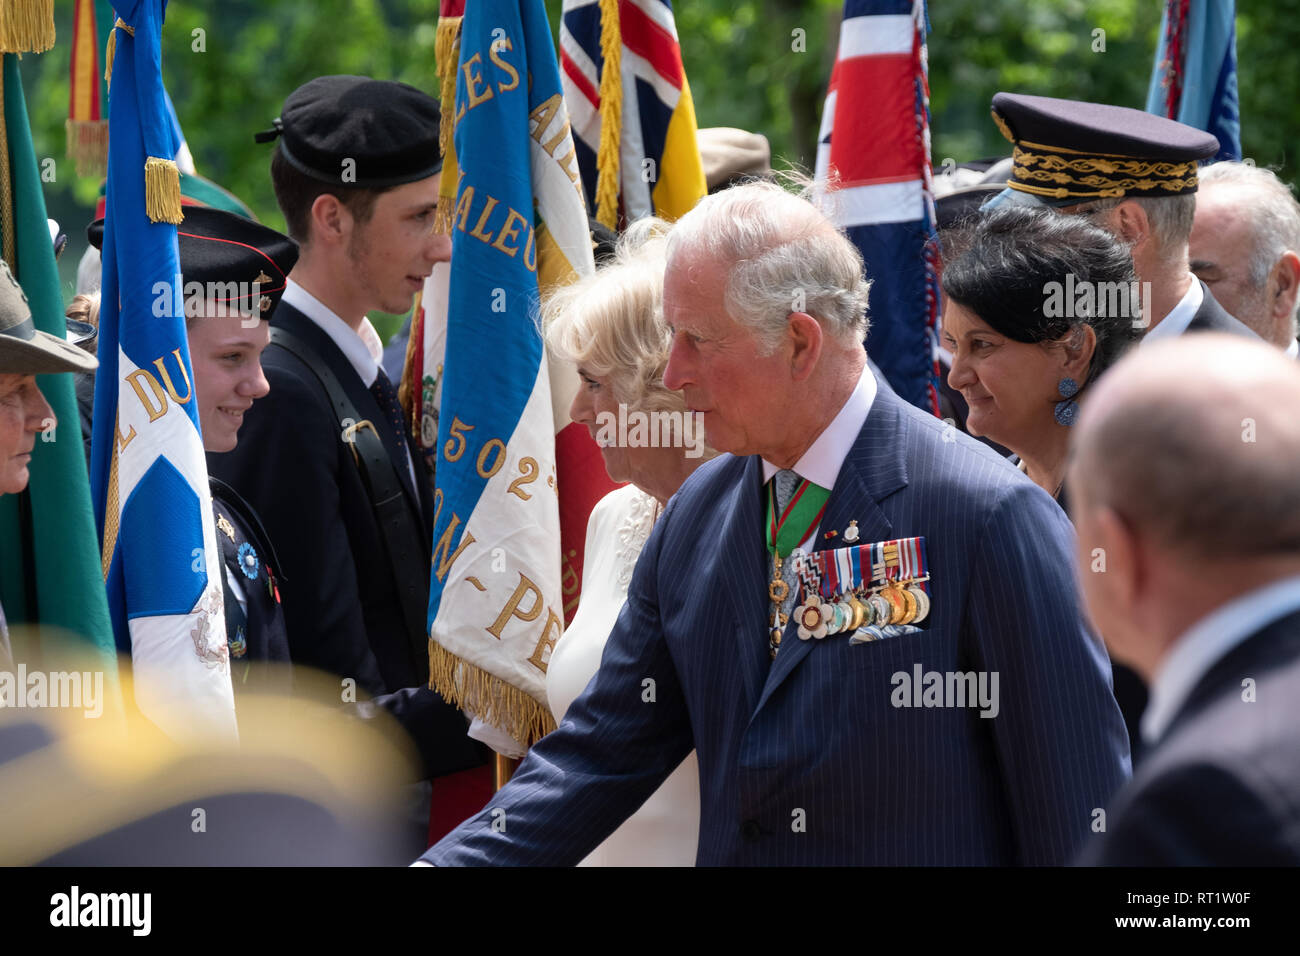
[144,156,184,224]
[65,118,109,177]
[104,18,133,94]
[428,640,557,746]
[594,0,622,231]
[0,0,55,54]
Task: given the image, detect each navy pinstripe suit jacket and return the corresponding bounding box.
[424,385,1132,865]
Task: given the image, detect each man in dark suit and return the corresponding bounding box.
[209,77,483,789]
[1072,334,1300,865]
[420,181,1131,866]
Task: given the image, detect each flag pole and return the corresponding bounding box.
[493,754,519,790]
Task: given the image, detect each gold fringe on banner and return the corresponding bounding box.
[594,0,622,231]
[397,289,423,421]
[431,15,462,236]
[144,156,183,224]
[0,0,55,54]
[429,641,557,746]
[65,118,108,177]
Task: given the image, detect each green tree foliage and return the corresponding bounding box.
[21,0,1299,328]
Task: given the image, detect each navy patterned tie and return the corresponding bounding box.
[369,367,412,456]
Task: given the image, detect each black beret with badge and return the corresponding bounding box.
[987,92,1221,208]
[88,207,298,318]
[254,75,444,188]
[0,259,98,374]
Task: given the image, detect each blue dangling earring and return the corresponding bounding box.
[1054,377,1079,427]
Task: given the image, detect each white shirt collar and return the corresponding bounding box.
[281,279,385,386]
[761,362,877,491]
[1286,337,1299,359]
[1142,276,1203,343]
[1141,574,1300,743]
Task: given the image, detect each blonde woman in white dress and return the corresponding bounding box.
[544,222,714,866]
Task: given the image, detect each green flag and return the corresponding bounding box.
[0,53,120,699]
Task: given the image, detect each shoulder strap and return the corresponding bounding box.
[268,326,431,682]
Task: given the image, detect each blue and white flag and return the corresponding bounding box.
[1146,0,1241,161]
[90,1,236,742]
[425,0,595,746]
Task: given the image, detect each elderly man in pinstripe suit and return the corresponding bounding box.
[421,181,1131,866]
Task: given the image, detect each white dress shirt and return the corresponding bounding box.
[280,279,414,485]
[1141,574,1300,744]
[761,362,878,549]
[1142,276,1203,343]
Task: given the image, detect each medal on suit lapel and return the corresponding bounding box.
[765,477,830,658]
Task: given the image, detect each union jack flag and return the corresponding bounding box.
[815,0,940,414]
[560,0,705,227]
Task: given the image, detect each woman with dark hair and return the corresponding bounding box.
[941,205,1142,506]
[942,204,1148,757]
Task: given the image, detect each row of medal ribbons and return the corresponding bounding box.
[790,537,930,643]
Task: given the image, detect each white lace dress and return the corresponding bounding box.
[545,484,701,866]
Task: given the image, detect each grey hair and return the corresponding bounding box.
[665,177,871,352]
[1199,161,1300,287]
[1084,192,1197,260]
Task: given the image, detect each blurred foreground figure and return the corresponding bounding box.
[0,667,416,865]
[1071,334,1300,865]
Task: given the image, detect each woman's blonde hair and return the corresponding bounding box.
[65,291,101,328]
[544,218,682,416]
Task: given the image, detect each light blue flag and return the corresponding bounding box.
[90,1,237,741]
[1146,0,1241,161]
[425,0,595,745]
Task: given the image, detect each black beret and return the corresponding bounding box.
[88,208,298,319]
[988,92,1220,207]
[256,75,443,188]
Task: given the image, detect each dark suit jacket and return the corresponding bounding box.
[208,302,483,780]
[1185,281,1259,337]
[1080,607,1300,866]
[210,477,292,694]
[209,302,432,694]
[424,385,1132,865]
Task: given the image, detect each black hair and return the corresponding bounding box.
[940,204,1142,388]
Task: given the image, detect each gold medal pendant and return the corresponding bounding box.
[768,553,790,605]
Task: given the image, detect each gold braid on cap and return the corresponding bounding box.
[1006,140,1199,201]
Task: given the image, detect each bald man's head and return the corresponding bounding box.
[1071,334,1300,560]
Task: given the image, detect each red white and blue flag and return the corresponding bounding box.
[560,0,706,227]
[815,0,940,414]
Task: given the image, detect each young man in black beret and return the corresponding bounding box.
[207,77,485,820]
